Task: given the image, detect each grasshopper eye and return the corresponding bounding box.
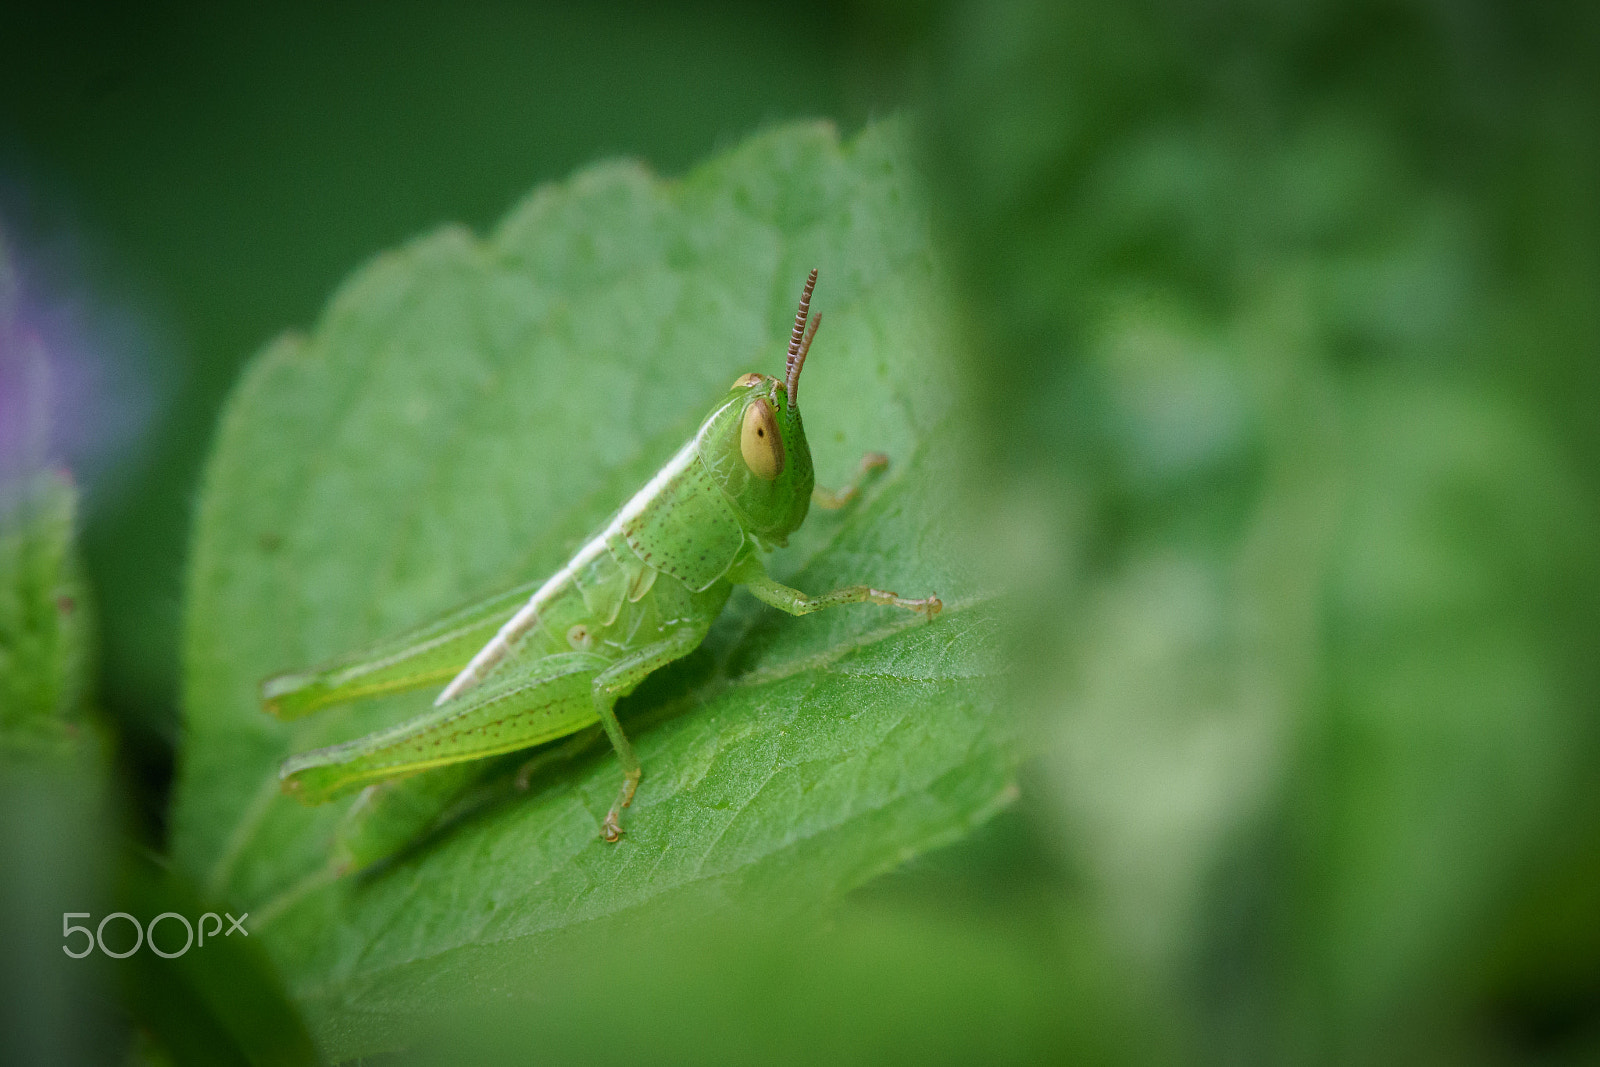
[732,373,764,389]
[740,397,784,480]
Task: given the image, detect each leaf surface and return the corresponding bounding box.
[173,120,1010,1057]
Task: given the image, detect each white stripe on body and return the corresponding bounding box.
[434,412,728,706]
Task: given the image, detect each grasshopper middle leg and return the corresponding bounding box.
[591,627,704,842]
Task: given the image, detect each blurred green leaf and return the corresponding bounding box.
[404,893,1137,1067]
[174,120,1012,1057]
[0,468,114,1067]
[115,849,319,1067]
[2,235,318,1067]
[918,0,1600,1059]
[0,471,91,753]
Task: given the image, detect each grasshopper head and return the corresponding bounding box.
[699,271,820,547]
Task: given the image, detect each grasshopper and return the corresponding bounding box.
[263,271,941,862]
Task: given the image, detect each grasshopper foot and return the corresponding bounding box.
[600,767,642,842]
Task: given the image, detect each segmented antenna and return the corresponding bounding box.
[789,313,820,408]
[785,268,819,407]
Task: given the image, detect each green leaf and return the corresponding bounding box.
[174,119,1012,1057]
[0,472,93,756]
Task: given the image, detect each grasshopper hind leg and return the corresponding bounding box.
[279,651,605,804]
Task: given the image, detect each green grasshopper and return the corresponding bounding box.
[263,271,941,862]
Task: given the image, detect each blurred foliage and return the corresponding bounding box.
[114,848,318,1067]
[2,0,1598,1063]
[0,232,92,753]
[0,451,112,1065]
[917,0,1600,1061]
[0,474,91,758]
[2,234,315,1065]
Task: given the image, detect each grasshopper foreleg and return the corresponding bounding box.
[591,627,704,842]
[810,451,889,510]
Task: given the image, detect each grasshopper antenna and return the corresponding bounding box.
[785,268,819,408]
[790,313,820,408]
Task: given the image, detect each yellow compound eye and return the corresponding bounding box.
[732,372,764,389]
[740,397,784,480]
